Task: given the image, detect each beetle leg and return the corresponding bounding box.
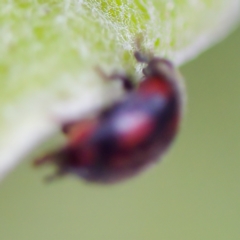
[109,73,135,91]
[44,169,67,182]
[96,67,135,92]
[134,51,149,63]
[34,148,69,182]
[62,121,77,134]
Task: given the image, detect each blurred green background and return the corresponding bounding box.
[1,26,240,240]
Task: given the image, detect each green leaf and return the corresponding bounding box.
[0,0,239,180]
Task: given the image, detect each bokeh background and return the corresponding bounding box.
[0,25,240,240]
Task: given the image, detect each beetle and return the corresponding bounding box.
[34,51,184,183]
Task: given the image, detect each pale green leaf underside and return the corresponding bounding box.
[0,0,239,180]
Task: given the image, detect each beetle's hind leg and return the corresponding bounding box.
[44,169,67,183]
[34,148,69,182]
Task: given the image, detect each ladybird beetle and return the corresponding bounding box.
[34,51,184,183]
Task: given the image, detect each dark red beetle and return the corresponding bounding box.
[34,52,184,183]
